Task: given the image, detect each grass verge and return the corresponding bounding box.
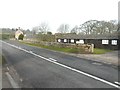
[20,41,112,54]
[0,55,6,65]
[93,48,112,54]
[20,41,86,54]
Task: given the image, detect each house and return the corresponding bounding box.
[15,27,24,40]
[56,33,119,50]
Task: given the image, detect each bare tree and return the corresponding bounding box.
[32,26,39,34]
[79,20,98,35]
[78,20,118,35]
[70,25,78,34]
[38,22,49,34]
[57,24,69,33]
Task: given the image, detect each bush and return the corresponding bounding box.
[0,34,15,40]
[18,34,24,40]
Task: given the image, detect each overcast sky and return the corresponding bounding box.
[0,0,119,33]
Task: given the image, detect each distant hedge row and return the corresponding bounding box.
[0,34,14,40]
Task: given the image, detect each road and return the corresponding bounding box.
[1,40,120,88]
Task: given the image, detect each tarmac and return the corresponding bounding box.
[0,50,119,88]
[71,50,119,66]
[0,65,2,89]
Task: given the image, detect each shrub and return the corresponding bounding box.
[18,34,24,40]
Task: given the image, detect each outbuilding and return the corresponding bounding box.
[56,33,119,50]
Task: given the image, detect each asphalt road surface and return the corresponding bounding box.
[1,40,120,88]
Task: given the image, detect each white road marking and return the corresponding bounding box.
[49,58,57,62]
[20,78,23,82]
[5,72,19,88]
[7,67,9,71]
[2,41,120,88]
[106,62,112,64]
[18,47,21,49]
[29,50,33,53]
[92,62,102,65]
[102,61,111,65]
[115,82,120,85]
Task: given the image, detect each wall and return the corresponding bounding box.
[57,38,119,50]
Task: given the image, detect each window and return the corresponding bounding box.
[112,40,117,45]
[64,39,67,42]
[102,40,109,44]
[76,40,84,44]
[58,39,61,42]
[71,39,74,43]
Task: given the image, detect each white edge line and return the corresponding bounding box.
[2,41,120,88]
[7,67,9,71]
[5,72,19,88]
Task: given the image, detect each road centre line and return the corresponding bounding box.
[49,58,57,62]
[7,67,10,71]
[115,82,120,85]
[2,41,120,88]
[92,62,102,65]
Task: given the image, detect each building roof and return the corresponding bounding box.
[56,33,119,39]
[15,30,23,35]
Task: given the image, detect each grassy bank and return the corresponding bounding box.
[0,55,6,65]
[21,42,86,54]
[0,33,14,40]
[20,41,112,54]
[93,48,112,54]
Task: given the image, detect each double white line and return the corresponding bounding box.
[2,41,120,88]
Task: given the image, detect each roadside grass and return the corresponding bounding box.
[20,41,112,54]
[0,55,6,65]
[21,42,81,53]
[93,48,112,54]
[0,34,14,40]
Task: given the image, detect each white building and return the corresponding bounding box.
[15,28,24,40]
